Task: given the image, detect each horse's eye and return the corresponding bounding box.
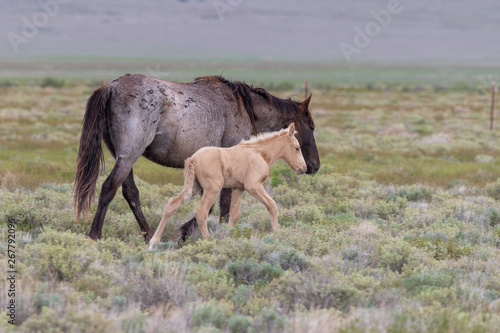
[296,148,300,151]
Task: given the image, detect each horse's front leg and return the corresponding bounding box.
[219,188,232,223]
[228,189,243,227]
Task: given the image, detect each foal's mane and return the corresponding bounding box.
[193,76,315,133]
[239,127,290,146]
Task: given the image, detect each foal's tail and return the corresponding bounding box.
[177,157,201,241]
[181,157,198,202]
[74,85,111,222]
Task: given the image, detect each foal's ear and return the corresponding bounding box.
[288,123,295,137]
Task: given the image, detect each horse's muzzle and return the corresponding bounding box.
[306,162,320,174]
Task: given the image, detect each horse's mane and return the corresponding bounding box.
[193,76,315,133]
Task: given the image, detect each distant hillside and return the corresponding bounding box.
[1,0,499,65]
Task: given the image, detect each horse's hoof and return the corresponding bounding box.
[143,233,153,244]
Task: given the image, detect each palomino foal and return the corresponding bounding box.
[149,123,306,248]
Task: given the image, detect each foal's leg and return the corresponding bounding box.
[195,190,220,238]
[246,184,279,230]
[179,189,230,241]
[122,169,154,241]
[228,189,244,227]
[148,193,187,249]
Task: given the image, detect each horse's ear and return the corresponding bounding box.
[288,123,295,137]
[300,93,312,113]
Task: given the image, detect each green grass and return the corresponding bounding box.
[1,58,499,87]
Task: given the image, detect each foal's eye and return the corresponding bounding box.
[296,148,300,151]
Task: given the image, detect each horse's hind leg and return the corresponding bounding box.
[88,159,134,240]
[122,169,154,241]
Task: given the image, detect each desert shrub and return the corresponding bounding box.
[392,184,433,202]
[273,186,316,208]
[488,208,500,227]
[230,222,253,239]
[446,179,468,189]
[22,307,111,333]
[485,178,500,200]
[110,295,127,311]
[278,210,299,227]
[296,173,359,201]
[378,239,415,273]
[119,309,148,333]
[227,258,284,287]
[122,262,196,308]
[33,290,62,314]
[239,206,274,233]
[270,163,298,187]
[402,271,455,294]
[0,79,15,87]
[172,238,266,269]
[250,307,285,333]
[231,285,253,311]
[270,271,357,312]
[277,249,309,272]
[272,225,338,256]
[96,237,136,260]
[388,307,500,333]
[185,263,234,299]
[409,118,434,136]
[191,300,233,329]
[370,197,407,220]
[228,315,251,333]
[342,247,360,262]
[40,77,65,88]
[416,287,457,307]
[405,233,473,260]
[340,222,380,271]
[262,248,310,273]
[23,229,103,281]
[295,204,324,223]
[1,186,72,234]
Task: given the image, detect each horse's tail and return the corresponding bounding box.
[181,157,197,202]
[74,85,111,222]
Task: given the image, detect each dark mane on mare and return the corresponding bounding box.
[193,76,315,133]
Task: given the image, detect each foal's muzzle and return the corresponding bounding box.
[297,167,306,175]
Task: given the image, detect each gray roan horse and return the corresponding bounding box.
[74,74,320,241]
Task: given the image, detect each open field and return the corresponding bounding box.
[1,76,500,332]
